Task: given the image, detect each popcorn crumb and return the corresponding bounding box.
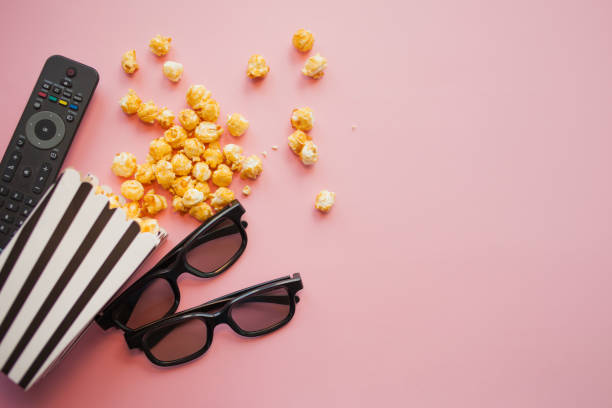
[178,109,201,131]
[186,84,211,109]
[240,155,263,180]
[300,141,319,165]
[292,29,315,52]
[226,113,249,137]
[271,145,279,150]
[242,185,251,196]
[246,54,270,79]
[163,61,183,82]
[121,50,139,74]
[111,152,138,178]
[119,89,141,115]
[189,202,214,222]
[262,151,268,158]
[212,164,233,187]
[149,34,172,56]
[120,180,145,201]
[137,101,159,124]
[302,53,327,79]
[157,108,175,129]
[210,187,235,210]
[352,124,357,130]
[315,190,335,213]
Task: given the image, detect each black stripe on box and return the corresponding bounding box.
[1,205,114,374]
[18,222,140,388]
[0,183,92,344]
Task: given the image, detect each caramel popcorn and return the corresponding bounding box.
[111,152,138,178]
[121,50,139,74]
[149,34,172,56]
[210,187,235,210]
[246,54,270,79]
[226,113,249,137]
[189,202,214,222]
[196,99,220,122]
[157,108,175,129]
[291,107,314,131]
[183,138,205,161]
[212,164,233,187]
[137,101,159,124]
[154,160,176,188]
[302,53,327,79]
[300,141,319,165]
[163,61,183,82]
[192,161,212,182]
[122,201,142,220]
[194,121,223,143]
[288,130,311,155]
[163,125,188,149]
[149,138,173,161]
[186,84,211,109]
[170,175,194,197]
[182,188,204,207]
[193,181,210,199]
[271,145,279,150]
[292,29,314,52]
[121,180,145,201]
[135,162,156,184]
[203,142,224,169]
[178,109,201,131]
[108,194,123,209]
[222,144,244,171]
[240,155,263,180]
[172,196,187,213]
[119,89,142,115]
[242,185,251,196]
[171,152,193,176]
[136,217,160,234]
[315,190,335,213]
[143,189,168,216]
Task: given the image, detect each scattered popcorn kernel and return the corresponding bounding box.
[119,89,141,115]
[134,162,156,184]
[137,217,160,234]
[210,187,235,210]
[178,109,201,131]
[196,99,220,122]
[271,145,279,150]
[212,164,233,187]
[121,50,139,74]
[186,84,211,109]
[226,113,249,137]
[94,185,110,196]
[149,34,172,57]
[302,53,327,79]
[292,29,314,52]
[300,141,319,165]
[240,155,263,180]
[182,188,204,207]
[291,107,314,131]
[122,201,142,220]
[223,144,244,171]
[194,121,223,143]
[157,108,175,129]
[242,185,251,196]
[154,160,176,188]
[163,61,183,82]
[163,125,188,149]
[183,138,205,161]
[143,189,168,216]
[121,180,145,201]
[189,202,214,222]
[262,151,268,158]
[111,152,138,178]
[137,100,159,124]
[170,175,195,197]
[172,196,187,213]
[246,54,270,79]
[203,142,224,169]
[315,190,335,213]
[149,138,173,161]
[288,130,311,155]
[171,152,193,176]
[192,161,212,182]
[108,194,123,209]
[193,181,210,199]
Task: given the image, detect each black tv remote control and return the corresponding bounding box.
[0,55,99,251]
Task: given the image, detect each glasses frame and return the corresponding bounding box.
[95,200,248,332]
[124,273,303,367]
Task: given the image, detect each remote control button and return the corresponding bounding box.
[22,167,32,178]
[66,67,76,78]
[48,95,58,103]
[63,90,72,98]
[2,214,14,224]
[68,103,78,111]
[25,197,37,207]
[16,135,26,147]
[32,186,42,195]
[6,202,18,212]
[37,91,47,98]
[34,119,56,141]
[42,83,51,90]
[10,191,23,202]
[52,86,62,94]
[33,101,41,110]
[66,114,74,122]
[8,151,21,165]
[17,218,24,227]
[0,187,7,196]
[0,224,9,234]
[20,207,30,217]
[58,99,68,106]
[40,163,51,174]
[61,79,72,88]
[1,173,12,182]
[73,95,83,103]
[49,150,59,160]
[25,111,66,150]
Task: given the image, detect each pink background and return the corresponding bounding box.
[1,0,612,406]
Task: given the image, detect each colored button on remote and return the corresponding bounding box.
[48,95,58,102]
[37,91,47,98]
[58,99,68,106]
[68,104,78,111]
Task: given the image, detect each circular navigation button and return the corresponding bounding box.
[66,67,76,77]
[25,111,66,150]
[34,119,56,140]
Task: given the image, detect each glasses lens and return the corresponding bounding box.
[123,278,175,330]
[145,318,208,362]
[230,287,291,333]
[185,218,243,274]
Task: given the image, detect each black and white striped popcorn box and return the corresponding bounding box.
[0,168,165,389]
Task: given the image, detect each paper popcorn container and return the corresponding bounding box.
[0,168,165,389]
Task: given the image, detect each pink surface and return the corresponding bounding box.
[1,0,612,406]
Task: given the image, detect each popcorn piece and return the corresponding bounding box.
[352,124,357,130]
[192,161,212,182]
[143,189,168,216]
[108,194,123,209]
[288,130,311,155]
[170,175,194,197]
[271,145,279,150]
[163,61,184,82]
[292,29,314,52]
[186,84,211,109]
[171,152,193,176]
[226,113,249,137]
[203,142,224,169]
[212,164,233,187]
[134,162,156,185]
[189,202,214,222]
[149,34,172,56]
[178,109,201,131]
[193,181,210,199]
[242,185,251,196]
[157,108,175,129]
[210,187,235,210]
[154,160,176,188]
[136,217,160,234]
[172,196,187,213]
[262,151,268,158]
[183,138,205,161]
[302,53,327,79]
[315,190,335,213]
[111,152,137,178]
[300,141,319,165]
[122,201,142,220]
[137,101,159,124]
[119,89,141,115]
[291,107,314,131]
[194,121,223,143]
[222,144,244,171]
[94,185,110,196]
[246,54,270,79]
[121,50,139,74]
[149,138,173,161]
[240,155,263,180]
[163,125,188,149]
[120,180,145,201]
[182,188,204,207]
[196,99,220,122]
